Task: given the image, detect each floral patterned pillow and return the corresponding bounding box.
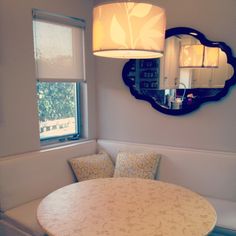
[114,151,161,179]
[69,152,115,182]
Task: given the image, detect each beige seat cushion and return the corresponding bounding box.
[3,198,46,236]
[114,151,161,179]
[69,152,115,182]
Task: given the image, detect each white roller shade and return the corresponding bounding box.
[33,10,85,81]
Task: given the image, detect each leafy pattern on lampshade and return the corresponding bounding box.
[110,15,126,47]
[93,2,166,58]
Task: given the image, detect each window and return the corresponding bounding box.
[32,9,86,144]
[37,82,79,140]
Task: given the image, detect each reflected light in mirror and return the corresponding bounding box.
[179,45,219,68]
[204,47,220,67]
[93,2,166,59]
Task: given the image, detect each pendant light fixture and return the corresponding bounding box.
[93,1,166,59]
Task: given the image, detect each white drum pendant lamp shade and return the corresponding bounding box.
[93,2,166,59]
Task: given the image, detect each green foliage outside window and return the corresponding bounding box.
[37,82,77,122]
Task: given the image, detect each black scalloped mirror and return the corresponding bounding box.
[122,27,236,115]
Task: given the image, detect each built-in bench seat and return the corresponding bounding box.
[0,140,97,236]
[0,139,235,236]
[97,139,236,233]
[206,198,236,231]
[1,198,44,236]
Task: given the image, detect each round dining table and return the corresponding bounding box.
[37,178,216,236]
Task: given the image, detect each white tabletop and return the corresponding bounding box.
[37,178,216,236]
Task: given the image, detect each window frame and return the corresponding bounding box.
[32,9,86,146]
[38,82,82,146]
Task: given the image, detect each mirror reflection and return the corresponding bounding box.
[122,28,236,115]
[159,34,233,110]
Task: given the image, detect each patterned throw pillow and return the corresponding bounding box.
[69,152,115,182]
[114,151,161,179]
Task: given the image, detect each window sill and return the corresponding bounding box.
[40,138,90,151]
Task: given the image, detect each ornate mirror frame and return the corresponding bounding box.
[122,27,236,115]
